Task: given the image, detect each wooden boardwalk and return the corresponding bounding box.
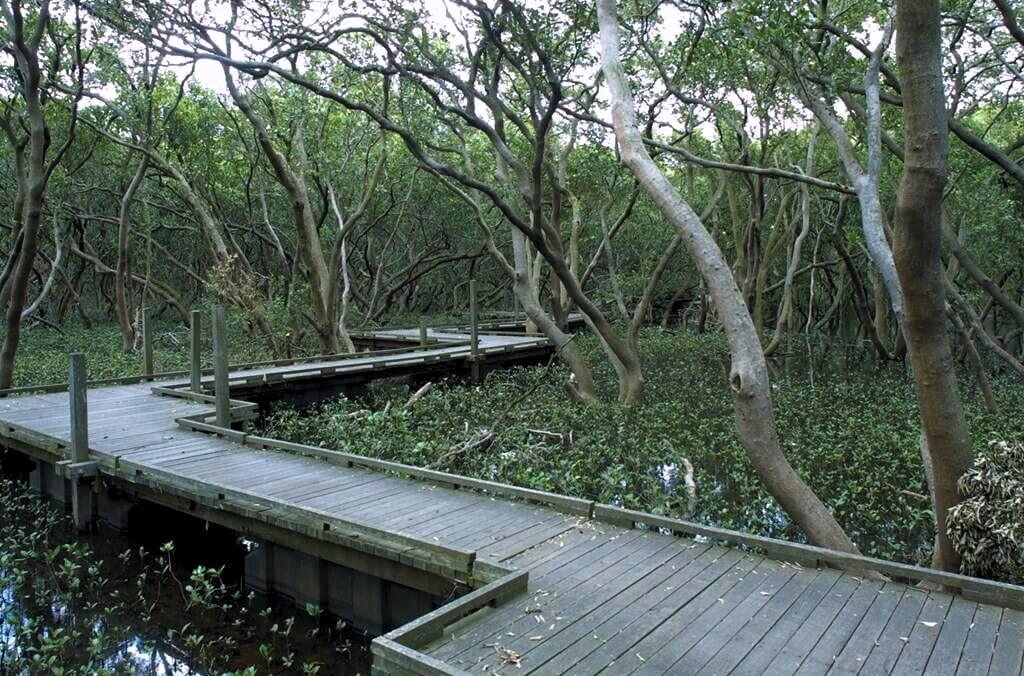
[0,327,1022,675]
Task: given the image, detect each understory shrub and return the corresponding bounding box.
[947,441,1024,584]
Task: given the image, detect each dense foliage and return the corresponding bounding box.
[948,441,1024,584]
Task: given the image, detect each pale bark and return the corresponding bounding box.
[943,216,1024,332]
[947,306,998,413]
[765,129,818,356]
[21,218,63,320]
[798,24,904,326]
[434,170,599,402]
[115,153,150,351]
[599,0,859,553]
[0,0,79,389]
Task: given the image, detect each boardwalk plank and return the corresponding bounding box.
[728,567,843,676]
[826,582,906,674]
[520,542,719,674]
[954,603,1002,676]
[990,609,1024,676]
[856,586,930,675]
[455,534,686,672]
[791,578,887,675]
[445,534,680,671]
[625,558,794,675]
[889,591,954,674]
[431,530,651,661]
[762,574,864,674]
[924,595,979,675]
[591,552,760,675]
[695,565,826,676]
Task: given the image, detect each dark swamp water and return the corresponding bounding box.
[0,456,371,675]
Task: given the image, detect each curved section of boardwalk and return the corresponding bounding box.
[0,328,1021,675]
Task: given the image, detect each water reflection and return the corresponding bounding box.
[0,468,370,675]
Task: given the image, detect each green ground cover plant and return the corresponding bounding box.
[266,329,1024,569]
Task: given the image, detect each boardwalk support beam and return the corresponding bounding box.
[212,304,231,427]
[190,309,202,393]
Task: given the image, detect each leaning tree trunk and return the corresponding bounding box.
[598,0,859,553]
[116,153,150,352]
[0,14,52,390]
[892,0,974,573]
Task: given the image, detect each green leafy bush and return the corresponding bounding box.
[948,441,1024,584]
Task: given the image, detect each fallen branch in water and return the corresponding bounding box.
[434,429,495,467]
[526,428,574,447]
[405,381,433,409]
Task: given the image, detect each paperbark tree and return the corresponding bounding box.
[115,153,149,351]
[794,22,904,333]
[598,0,859,554]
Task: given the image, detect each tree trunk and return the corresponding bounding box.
[892,0,974,573]
[116,154,150,352]
[0,7,53,390]
[599,0,859,553]
[224,69,334,352]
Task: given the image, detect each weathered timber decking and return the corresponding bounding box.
[0,327,1022,675]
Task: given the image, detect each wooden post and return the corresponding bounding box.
[190,309,202,394]
[469,279,479,359]
[68,352,95,532]
[513,292,520,322]
[69,352,89,463]
[469,279,480,383]
[142,306,154,379]
[419,317,428,347]
[212,304,231,427]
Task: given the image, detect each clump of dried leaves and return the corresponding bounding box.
[947,440,1024,584]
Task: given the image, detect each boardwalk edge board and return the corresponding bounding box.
[592,505,1024,610]
[239,434,595,517]
[372,570,528,676]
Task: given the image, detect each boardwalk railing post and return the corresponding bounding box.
[419,317,428,347]
[212,304,231,427]
[469,279,480,383]
[68,352,94,532]
[69,352,89,463]
[190,309,202,394]
[142,306,154,380]
[469,279,479,357]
